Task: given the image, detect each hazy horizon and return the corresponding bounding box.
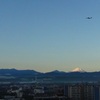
[0,67,98,73]
[0,0,100,72]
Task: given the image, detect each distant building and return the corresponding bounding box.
[34,87,44,94]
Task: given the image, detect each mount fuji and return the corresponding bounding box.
[71,67,86,72]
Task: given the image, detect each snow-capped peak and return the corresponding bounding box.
[71,67,85,72]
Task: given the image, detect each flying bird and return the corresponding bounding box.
[86,17,92,19]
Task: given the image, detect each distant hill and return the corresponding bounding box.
[44,70,67,76]
[0,68,42,76]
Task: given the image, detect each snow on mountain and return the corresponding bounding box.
[71,67,86,72]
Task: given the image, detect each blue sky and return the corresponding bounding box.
[0,0,100,72]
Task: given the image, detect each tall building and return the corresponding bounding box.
[94,85,100,100]
[67,83,94,100]
[83,84,94,100]
[64,85,68,97]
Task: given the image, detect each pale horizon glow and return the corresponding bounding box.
[0,0,100,72]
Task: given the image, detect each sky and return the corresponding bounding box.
[0,0,100,72]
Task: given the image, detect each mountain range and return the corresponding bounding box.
[0,68,100,82]
[0,68,98,76]
[0,68,85,76]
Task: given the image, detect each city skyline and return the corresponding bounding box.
[0,0,100,72]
